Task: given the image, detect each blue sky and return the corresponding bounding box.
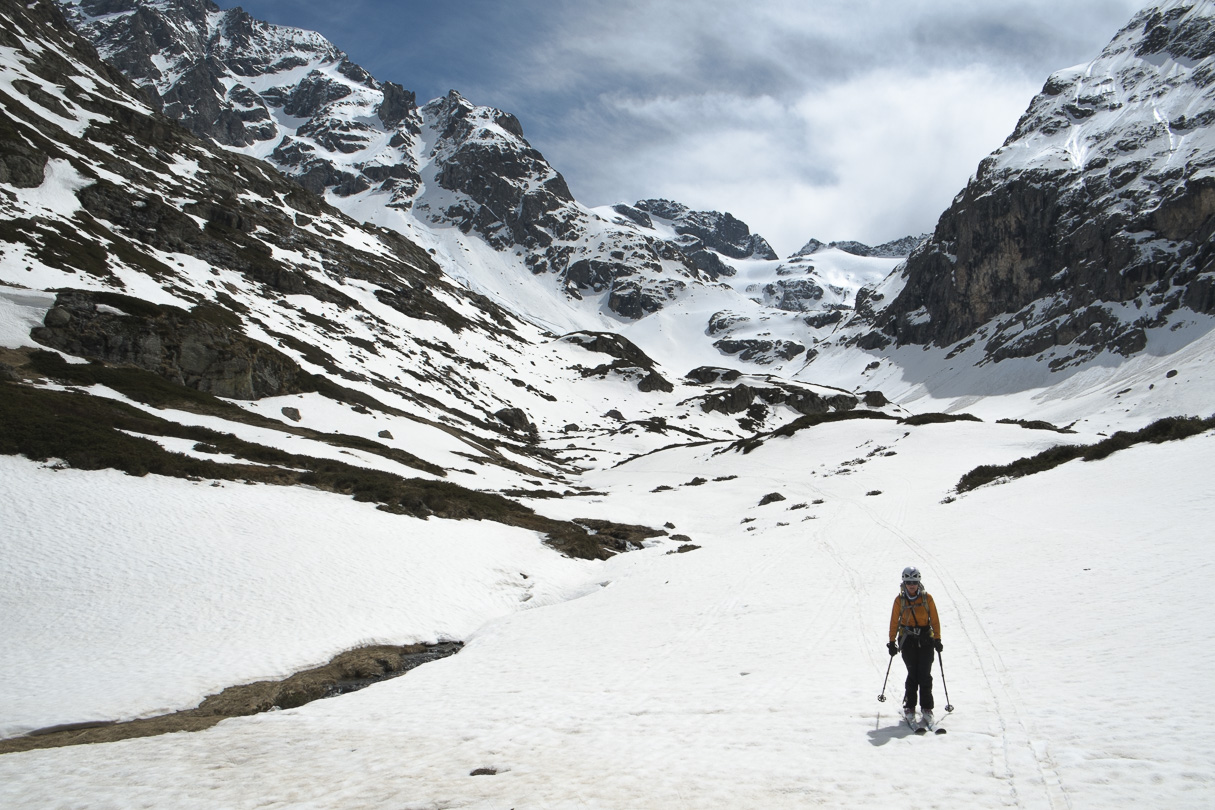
[230,0,1146,255]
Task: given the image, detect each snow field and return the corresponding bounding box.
[2,418,1211,807]
[0,454,594,739]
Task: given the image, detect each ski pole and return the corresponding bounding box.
[877,653,894,702]
[938,650,954,712]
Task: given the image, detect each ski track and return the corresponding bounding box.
[852,486,1072,810]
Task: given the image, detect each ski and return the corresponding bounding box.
[908,714,947,735]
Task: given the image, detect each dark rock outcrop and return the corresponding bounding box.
[610,203,653,229]
[559,331,674,393]
[685,366,743,385]
[861,390,889,407]
[761,278,826,312]
[696,382,857,417]
[0,115,49,187]
[494,406,538,437]
[714,338,807,364]
[605,276,685,321]
[32,291,313,399]
[686,247,736,280]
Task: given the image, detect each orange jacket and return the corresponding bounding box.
[889,591,941,643]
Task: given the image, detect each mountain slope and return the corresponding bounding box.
[0,0,719,556]
[54,0,908,372]
[54,0,747,322]
[1,0,876,535]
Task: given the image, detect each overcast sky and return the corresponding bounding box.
[229,0,1147,255]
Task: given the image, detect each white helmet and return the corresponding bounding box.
[902,566,922,584]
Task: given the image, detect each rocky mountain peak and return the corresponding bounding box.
[868,0,1215,368]
[635,198,778,260]
[792,234,927,259]
[792,238,827,257]
[422,90,579,253]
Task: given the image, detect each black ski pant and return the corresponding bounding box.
[900,635,935,712]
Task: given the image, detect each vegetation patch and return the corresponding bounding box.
[995,418,1075,433]
[899,412,981,426]
[956,415,1215,492]
[27,348,257,415]
[22,350,443,476]
[498,488,568,499]
[0,216,116,281]
[544,518,667,560]
[0,381,658,558]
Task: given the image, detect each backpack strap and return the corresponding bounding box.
[897,591,930,637]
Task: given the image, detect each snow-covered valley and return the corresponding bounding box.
[3,0,1215,807]
[2,392,1213,808]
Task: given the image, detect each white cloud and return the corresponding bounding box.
[501,0,1148,255]
[780,65,1042,248]
[545,66,1037,254]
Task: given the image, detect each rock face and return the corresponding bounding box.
[759,278,827,312]
[33,291,312,399]
[0,115,49,186]
[873,2,1215,366]
[425,90,575,250]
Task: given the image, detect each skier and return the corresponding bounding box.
[886,566,942,729]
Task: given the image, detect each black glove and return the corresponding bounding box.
[886,641,899,656]
[933,639,943,652]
